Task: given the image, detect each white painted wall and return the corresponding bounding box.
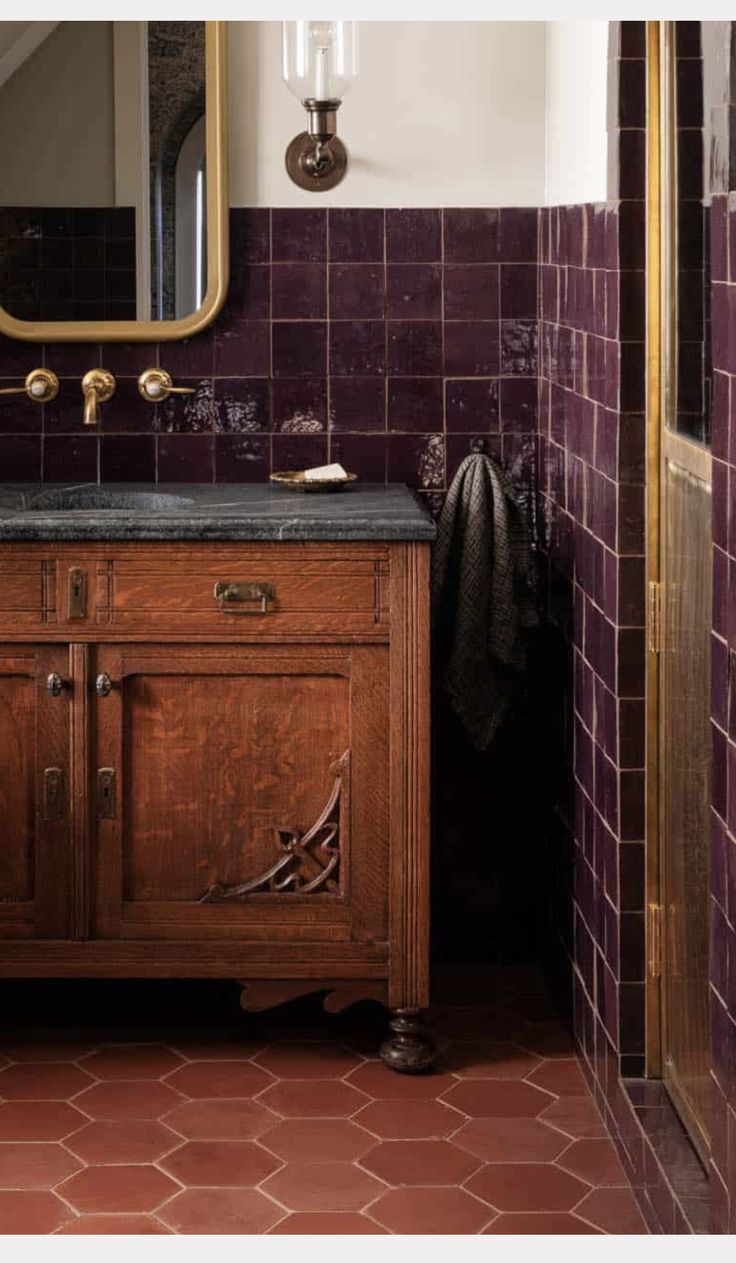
[227,21,547,207]
[544,21,609,206]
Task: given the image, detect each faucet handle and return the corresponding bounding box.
[81,369,116,427]
[138,368,196,402]
[0,368,59,403]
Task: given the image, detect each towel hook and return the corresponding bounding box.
[469,437,487,454]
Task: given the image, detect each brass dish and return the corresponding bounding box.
[269,470,358,493]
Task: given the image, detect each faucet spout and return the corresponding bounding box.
[81,369,116,426]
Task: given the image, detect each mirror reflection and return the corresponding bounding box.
[0,20,207,323]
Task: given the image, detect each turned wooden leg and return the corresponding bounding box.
[379,1007,436,1074]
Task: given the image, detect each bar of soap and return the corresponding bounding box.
[303,463,349,481]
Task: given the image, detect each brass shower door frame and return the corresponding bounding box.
[645,21,713,1159]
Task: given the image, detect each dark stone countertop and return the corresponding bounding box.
[0,482,436,543]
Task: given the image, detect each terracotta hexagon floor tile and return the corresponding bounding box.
[575,1186,648,1233]
[466,1162,590,1212]
[56,1214,171,1234]
[167,1037,267,1061]
[163,1098,278,1141]
[347,1063,456,1100]
[262,1118,374,1162]
[157,1187,283,1234]
[442,1079,553,1118]
[0,1101,87,1141]
[270,1212,388,1233]
[452,1117,570,1163]
[160,1139,281,1186]
[74,1080,183,1121]
[540,1095,607,1139]
[361,1139,480,1186]
[556,1138,628,1186]
[262,1161,385,1212]
[0,1063,94,1100]
[258,1078,368,1118]
[79,1045,184,1080]
[0,1143,81,1189]
[65,1120,180,1165]
[527,1059,588,1096]
[370,1186,492,1233]
[354,1098,465,1139]
[59,1164,180,1214]
[441,1040,542,1079]
[254,1042,361,1079]
[166,1061,272,1099]
[0,1190,73,1234]
[483,1212,601,1234]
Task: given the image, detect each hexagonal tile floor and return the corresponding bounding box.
[0,967,648,1234]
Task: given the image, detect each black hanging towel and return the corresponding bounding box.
[431,448,538,750]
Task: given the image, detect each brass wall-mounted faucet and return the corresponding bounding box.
[81,369,116,426]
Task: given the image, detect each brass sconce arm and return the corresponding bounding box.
[0,368,59,403]
[81,369,116,427]
[138,368,195,402]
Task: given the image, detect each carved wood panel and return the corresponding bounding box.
[92,644,389,946]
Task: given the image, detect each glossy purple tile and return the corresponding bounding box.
[328,377,385,432]
[43,434,98,482]
[214,434,269,482]
[330,321,385,376]
[443,265,499,320]
[385,209,441,262]
[214,379,271,434]
[100,435,156,482]
[272,378,326,432]
[330,433,387,481]
[443,208,498,263]
[158,380,215,434]
[230,208,270,264]
[443,321,499,377]
[273,322,327,377]
[272,264,326,319]
[272,208,326,262]
[387,321,442,376]
[445,379,499,433]
[272,432,327,471]
[498,208,538,261]
[387,432,445,489]
[226,262,270,321]
[387,377,443,432]
[328,208,384,262]
[386,265,441,319]
[213,321,270,377]
[500,264,537,319]
[159,331,214,378]
[500,320,537,376]
[500,378,537,432]
[157,434,214,482]
[329,265,385,320]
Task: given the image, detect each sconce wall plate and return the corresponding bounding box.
[285,132,348,192]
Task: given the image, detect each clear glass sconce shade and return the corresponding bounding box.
[282,21,357,103]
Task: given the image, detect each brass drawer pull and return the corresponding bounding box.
[214,581,275,615]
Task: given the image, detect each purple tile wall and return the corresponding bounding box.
[709,191,736,1234]
[0,207,538,505]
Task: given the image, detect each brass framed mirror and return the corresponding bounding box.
[0,19,228,342]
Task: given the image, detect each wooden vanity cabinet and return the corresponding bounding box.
[0,540,433,1070]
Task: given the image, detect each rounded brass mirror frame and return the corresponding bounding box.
[0,20,229,343]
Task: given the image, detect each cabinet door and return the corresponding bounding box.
[92,645,389,945]
[0,645,72,939]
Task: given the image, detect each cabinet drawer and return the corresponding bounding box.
[98,549,389,638]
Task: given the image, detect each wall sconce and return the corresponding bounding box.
[282,21,357,192]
